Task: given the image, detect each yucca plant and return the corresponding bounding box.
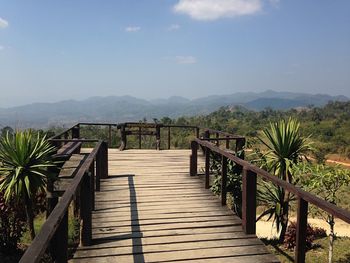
[0,131,57,240]
[258,118,312,243]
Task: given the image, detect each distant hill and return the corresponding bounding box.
[0,90,347,128]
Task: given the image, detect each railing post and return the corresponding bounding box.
[108,125,112,147]
[50,210,68,263]
[204,129,210,140]
[80,172,92,246]
[156,125,161,150]
[295,197,308,263]
[190,140,198,176]
[90,164,95,210]
[96,148,101,191]
[72,124,80,139]
[196,127,200,138]
[242,168,257,234]
[168,126,171,150]
[221,156,228,205]
[236,138,246,159]
[216,132,219,146]
[101,141,108,179]
[205,148,210,189]
[119,124,126,151]
[225,136,230,149]
[139,126,142,149]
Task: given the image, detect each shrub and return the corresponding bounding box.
[283,221,327,250]
[0,192,26,253]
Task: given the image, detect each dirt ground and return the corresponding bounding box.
[256,217,350,239]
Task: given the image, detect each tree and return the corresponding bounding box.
[0,131,57,240]
[294,163,350,263]
[258,118,312,243]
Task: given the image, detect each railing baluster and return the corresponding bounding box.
[80,172,92,246]
[242,168,257,234]
[190,141,198,176]
[221,156,228,205]
[205,148,210,189]
[295,197,308,263]
[225,136,230,149]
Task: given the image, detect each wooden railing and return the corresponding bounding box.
[19,140,108,263]
[190,138,350,263]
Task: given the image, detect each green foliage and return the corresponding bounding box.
[294,163,350,205]
[257,181,292,233]
[258,118,312,181]
[0,130,57,240]
[0,131,57,201]
[210,152,243,217]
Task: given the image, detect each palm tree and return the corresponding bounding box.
[0,131,57,240]
[258,118,312,243]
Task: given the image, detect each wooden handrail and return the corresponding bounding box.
[19,140,108,263]
[190,138,350,263]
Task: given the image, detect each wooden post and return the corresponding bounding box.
[119,124,126,151]
[205,148,210,189]
[89,164,95,211]
[216,132,219,146]
[226,136,230,149]
[295,198,308,263]
[196,127,200,138]
[50,210,68,262]
[190,141,198,176]
[139,127,142,149]
[108,125,112,147]
[80,172,92,246]
[242,168,257,234]
[221,156,228,205]
[236,138,246,159]
[156,125,161,150]
[168,126,171,150]
[101,141,108,179]
[72,124,80,139]
[96,148,102,191]
[204,130,210,140]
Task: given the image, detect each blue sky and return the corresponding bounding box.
[0,0,349,107]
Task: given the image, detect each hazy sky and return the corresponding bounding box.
[0,0,349,107]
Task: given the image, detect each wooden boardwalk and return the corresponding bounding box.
[72,149,278,263]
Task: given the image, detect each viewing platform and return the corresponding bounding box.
[71,149,278,262]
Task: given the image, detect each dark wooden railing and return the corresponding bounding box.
[190,138,350,263]
[19,140,108,263]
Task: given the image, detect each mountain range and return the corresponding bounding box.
[0,90,348,128]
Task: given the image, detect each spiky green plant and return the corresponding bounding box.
[0,131,57,240]
[258,118,312,243]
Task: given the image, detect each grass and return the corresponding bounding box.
[263,236,350,263]
[17,207,80,262]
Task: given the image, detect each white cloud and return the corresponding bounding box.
[0,45,4,51]
[173,0,262,21]
[175,56,197,64]
[167,24,181,31]
[125,26,141,32]
[0,17,9,28]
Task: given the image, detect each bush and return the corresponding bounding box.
[283,221,327,250]
[0,192,26,253]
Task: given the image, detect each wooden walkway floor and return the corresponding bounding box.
[72,149,278,263]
